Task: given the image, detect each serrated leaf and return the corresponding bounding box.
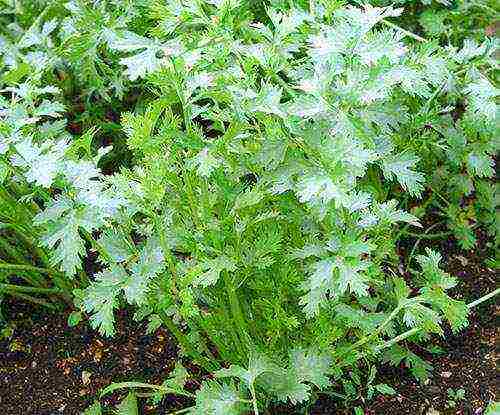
[193,256,236,287]
[83,265,126,336]
[187,147,221,178]
[12,137,68,187]
[464,77,498,120]
[289,349,332,389]
[216,354,278,388]
[33,100,65,118]
[108,31,182,80]
[263,369,311,405]
[336,260,370,297]
[375,200,421,227]
[406,352,432,382]
[124,237,165,305]
[36,202,104,276]
[375,383,396,395]
[381,153,424,196]
[296,172,347,206]
[190,380,248,415]
[98,228,135,264]
[233,188,264,211]
[467,153,494,178]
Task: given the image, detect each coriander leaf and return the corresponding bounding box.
[381,153,424,196]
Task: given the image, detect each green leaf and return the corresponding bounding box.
[484,401,500,415]
[263,369,311,405]
[381,153,424,197]
[375,383,396,395]
[190,380,248,415]
[33,100,65,118]
[83,265,127,336]
[101,381,169,398]
[187,147,221,178]
[418,10,448,36]
[36,201,104,276]
[375,200,421,227]
[98,228,135,264]
[67,311,82,327]
[193,256,236,287]
[0,159,8,184]
[295,172,347,207]
[406,352,432,382]
[108,31,182,80]
[83,402,102,415]
[115,392,138,415]
[124,237,165,305]
[12,137,67,188]
[233,188,265,211]
[393,278,410,303]
[464,77,498,120]
[467,153,495,178]
[166,362,189,390]
[354,407,364,415]
[289,348,332,389]
[216,354,278,388]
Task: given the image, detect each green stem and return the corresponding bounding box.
[81,229,112,263]
[372,288,500,354]
[467,288,500,309]
[405,221,444,272]
[249,383,259,415]
[158,310,216,371]
[166,407,192,415]
[347,305,402,353]
[222,272,250,356]
[6,291,57,309]
[0,283,61,295]
[401,230,452,240]
[381,19,428,43]
[0,262,61,275]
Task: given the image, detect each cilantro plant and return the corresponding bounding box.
[0,1,498,414]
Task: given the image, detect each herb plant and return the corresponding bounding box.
[0,1,498,414]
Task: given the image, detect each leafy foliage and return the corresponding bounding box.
[0,0,497,413]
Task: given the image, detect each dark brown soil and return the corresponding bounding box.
[0,306,194,414]
[0,229,497,415]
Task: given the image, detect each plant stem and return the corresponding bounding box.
[372,288,500,354]
[166,408,192,415]
[405,221,444,272]
[347,305,402,353]
[402,230,452,240]
[0,262,61,275]
[0,283,61,294]
[158,310,216,371]
[467,288,500,309]
[381,19,428,43]
[7,291,57,309]
[249,383,259,415]
[223,272,250,357]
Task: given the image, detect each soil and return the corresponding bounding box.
[0,229,497,415]
[0,306,196,414]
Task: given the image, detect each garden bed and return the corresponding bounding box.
[1,232,496,415]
